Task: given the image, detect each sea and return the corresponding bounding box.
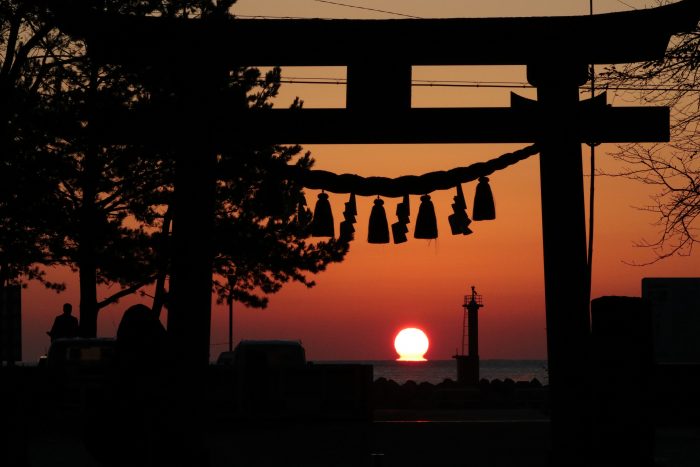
[314,359,549,385]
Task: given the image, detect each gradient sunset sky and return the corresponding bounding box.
[21,0,698,363]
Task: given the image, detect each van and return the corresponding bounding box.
[225,339,306,370]
[47,338,117,366]
[44,337,117,409]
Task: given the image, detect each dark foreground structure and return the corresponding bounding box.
[4,1,698,466]
[1,353,699,467]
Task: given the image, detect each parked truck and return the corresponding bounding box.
[211,340,373,421]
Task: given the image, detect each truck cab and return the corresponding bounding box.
[226,339,306,370]
[213,340,372,421]
[44,337,118,409]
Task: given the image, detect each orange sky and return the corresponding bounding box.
[19,1,699,363]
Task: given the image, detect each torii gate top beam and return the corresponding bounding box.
[57,0,700,67]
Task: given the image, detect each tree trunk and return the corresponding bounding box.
[78,252,98,337]
[152,207,172,318]
[77,142,100,336]
[78,62,100,337]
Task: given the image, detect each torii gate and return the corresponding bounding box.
[55,0,700,464]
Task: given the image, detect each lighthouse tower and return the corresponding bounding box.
[453,285,484,386]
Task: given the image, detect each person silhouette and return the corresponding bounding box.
[108,304,171,466]
[115,303,169,378]
[84,304,208,467]
[47,303,79,342]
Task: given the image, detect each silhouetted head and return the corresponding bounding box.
[117,303,156,339]
[116,304,168,369]
[117,304,166,343]
[63,303,72,315]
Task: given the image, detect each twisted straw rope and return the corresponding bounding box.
[285,144,540,197]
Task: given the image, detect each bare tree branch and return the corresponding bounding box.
[597,7,700,263]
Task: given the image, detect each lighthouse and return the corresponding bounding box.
[453,285,484,386]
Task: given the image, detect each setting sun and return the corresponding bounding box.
[394,328,430,361]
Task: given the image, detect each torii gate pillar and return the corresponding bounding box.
[529,62,592,466]
[167,62,220,372]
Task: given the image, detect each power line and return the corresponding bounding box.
[280,76,529,86]
[238,0,641,20]
[313,0,422,19]
[236,0,644,21]
[412,79,528,86]
[268,78,700,92]
[276,79,533,89]
[234,14,311,20]
[613,0,638,10]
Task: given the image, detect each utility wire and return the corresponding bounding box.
[614,0,638,10]
[269,78,699,92]
[275,79,536,89]
[234,14,311,19]
[313,0,422,19]
[281,77,528,85]
[237,0,641,20]
[241,0,640,19]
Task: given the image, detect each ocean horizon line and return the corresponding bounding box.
[309,359,550,384]
[309,358,548,362]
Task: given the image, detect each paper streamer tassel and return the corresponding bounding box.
[473,176,496,221]
[311,192,335,237]
[414,194,438,239]
[368,198,390,244]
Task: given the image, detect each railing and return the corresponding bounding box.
[463,294,483,307]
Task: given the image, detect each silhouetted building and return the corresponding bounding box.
[590,296,655,467]
[0,285,21,364]
[642,277,700,363]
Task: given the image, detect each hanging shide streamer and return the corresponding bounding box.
[398,194,410,223]
[339,218,354,242]
[455,184,467,210]
[414,194,438,239]
[368,198,390,244]
[391,194,410,244]
[391,222,408,244]
[472,176,496,221]
[347,193,357,216]
[311,192,335,237]
[449,184,473,235]
[339,193,357,243]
